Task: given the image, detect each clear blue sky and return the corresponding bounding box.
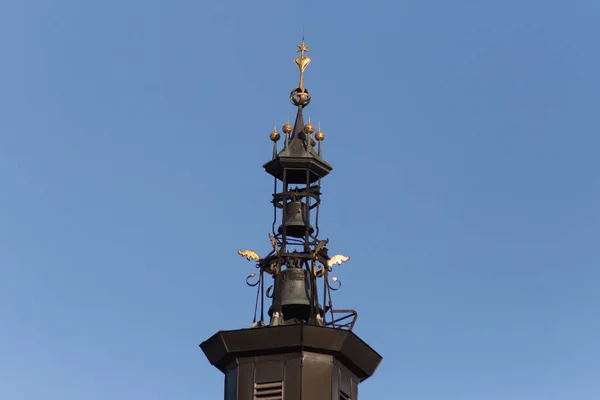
[1,1,599,399]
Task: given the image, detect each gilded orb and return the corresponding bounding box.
[304,122,315,135]
[315,130,325,141]
[270,130,280,142]
[282,122,292,134]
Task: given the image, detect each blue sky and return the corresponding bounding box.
[1,1,599,399]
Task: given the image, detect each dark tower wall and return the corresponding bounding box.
[224,352,359,400]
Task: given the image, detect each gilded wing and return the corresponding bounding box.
[327,254,350,267]
[238,249,260,262]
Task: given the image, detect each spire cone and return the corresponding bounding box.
[264,38,332,183]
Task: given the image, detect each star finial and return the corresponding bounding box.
[296,39,309,58]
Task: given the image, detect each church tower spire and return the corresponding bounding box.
[200,38,382,400]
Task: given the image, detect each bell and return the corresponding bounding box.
[269,268,313,322]
[278,201,314,238]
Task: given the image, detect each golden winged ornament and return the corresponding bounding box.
[327,254,350,267]
[238,249,260,262]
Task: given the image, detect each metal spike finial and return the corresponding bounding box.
[270,123,280,159]
[270,123,280,142]
[282,117,292,134]
[316,122,324,156]
[315,122,323,140]
[304,116,314,135]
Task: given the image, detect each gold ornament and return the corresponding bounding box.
[268,234,279,254]
[327,254,350,267]
[315,122,324,141]
[238,249,260,262]
[270,123,280,142]
[304,117,314,135]
[294,37,311,89]
[282,117,292,134]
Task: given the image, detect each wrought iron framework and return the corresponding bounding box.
[238,38,356,331]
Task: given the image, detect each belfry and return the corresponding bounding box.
[200,38,382,400]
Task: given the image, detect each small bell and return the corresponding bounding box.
[278,201,314,238]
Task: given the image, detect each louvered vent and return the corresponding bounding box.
[254,381,283,400]
[340,391,351,400]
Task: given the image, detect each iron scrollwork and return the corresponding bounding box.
[246,273,260,287]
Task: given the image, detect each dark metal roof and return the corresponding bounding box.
[200,323,382,382]
[277,106,321,160]
[263,106,333,183]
